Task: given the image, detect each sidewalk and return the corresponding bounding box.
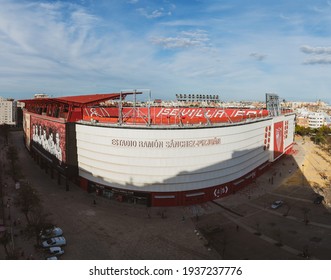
[0,137,41,260]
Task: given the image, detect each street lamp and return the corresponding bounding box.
[302,164,305,187]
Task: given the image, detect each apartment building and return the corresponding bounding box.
[0,97,16,125]
[308,112,331,128]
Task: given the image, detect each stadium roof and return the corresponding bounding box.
[20,92,140,107]
[54,93,122,106]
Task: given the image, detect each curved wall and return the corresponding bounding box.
[76,118,274,192]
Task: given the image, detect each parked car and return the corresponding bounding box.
[313,195,324,204]
[40,227,63,239]
[45,247,64,260]
[48,246,64,256]
[42,236,66,248]
[45,256,58,260]
[271,200,283,209]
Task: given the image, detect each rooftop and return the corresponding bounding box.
[20,92,139,107]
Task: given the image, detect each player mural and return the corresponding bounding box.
[273,121,284,160]
[30,115,66,163]
[23,111,31,151]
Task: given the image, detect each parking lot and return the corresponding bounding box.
[1,131,331,260]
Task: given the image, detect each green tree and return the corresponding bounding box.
[295,125,311,136]
[319,125,331,136]
[311,134,325,145]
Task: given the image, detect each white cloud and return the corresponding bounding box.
[300,45,331,55]
[160,19,207,27]
[137,7,171,19]
[150,30,210,49]
[0,1,101,61]
[303,56,331,65]
[249,52,267,61]
[300,45,331,65]
[136,2,175,19]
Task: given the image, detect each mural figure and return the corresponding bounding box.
[31,119,65,163]
[55,132,62,161]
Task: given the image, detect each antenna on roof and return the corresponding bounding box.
[119,91,123,125]
[148,90,151,126]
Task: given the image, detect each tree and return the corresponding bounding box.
[6,145,21,181]
[23,205,53,245]
[0,230,11,258]
[295,125,311,136]
[311,133,326,145]
[319,125,331,136]
[14,184,41,225]
[0,124,10,145]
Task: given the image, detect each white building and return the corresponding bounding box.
[34,93,49,99]
[0,97,16,125]
[308,112,331,128]
[296,108,310,117]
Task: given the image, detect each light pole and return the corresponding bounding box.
[7,200,15,256]
[302,164,305,187]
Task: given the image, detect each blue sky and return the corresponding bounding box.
[1,0,331,103]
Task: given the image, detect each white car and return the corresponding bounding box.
[271,200,283,209]
[40,227,63,239]
[42,236,66,248]
[45,247,64,260]
[45,256,58,260]
[49,246,64,256]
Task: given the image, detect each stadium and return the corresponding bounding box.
[21,92,295,207]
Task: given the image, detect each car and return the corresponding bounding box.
[48,246,64,256]
[313,195,324,204]
[271,200,283,209]
[40,227,63,239]
[45,256,58,260]
[42,236,66,248]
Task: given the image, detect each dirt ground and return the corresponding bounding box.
[286,136,331,205]
[1,132,331,260]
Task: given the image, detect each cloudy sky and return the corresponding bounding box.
[1,0,331,103]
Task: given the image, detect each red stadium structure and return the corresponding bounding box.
[21,92,295,207]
